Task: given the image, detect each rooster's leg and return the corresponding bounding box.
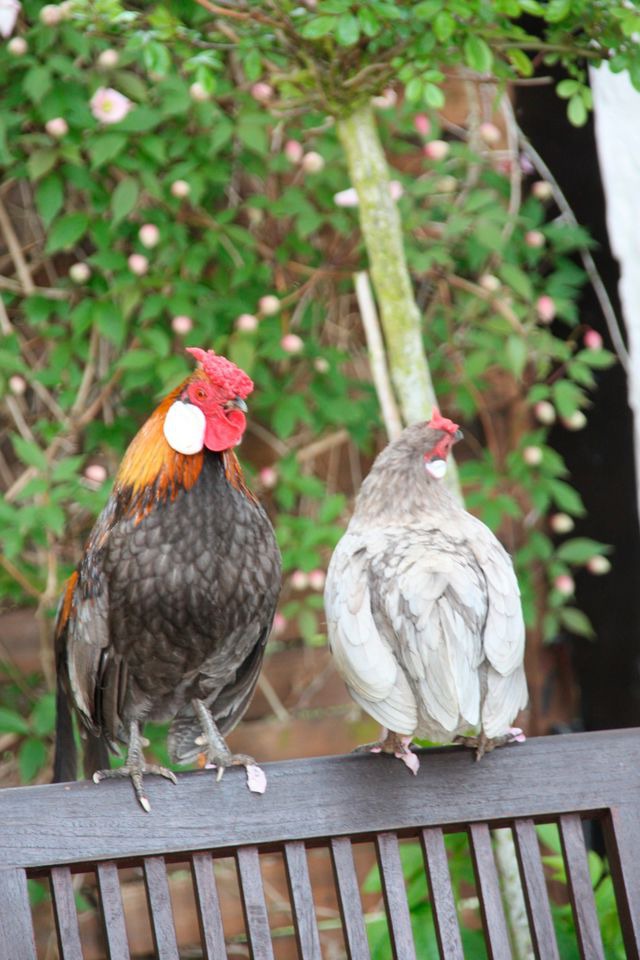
[353,728,419,775]
[192,699,265,791]
[92,719,177,812]
[454,726,526,761]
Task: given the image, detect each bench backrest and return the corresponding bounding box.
[0,729,638,959]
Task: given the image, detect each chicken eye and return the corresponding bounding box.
[195,387,207,401]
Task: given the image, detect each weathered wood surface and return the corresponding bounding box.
[0,730,638,872]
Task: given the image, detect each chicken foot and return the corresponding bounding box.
[454,727,526,761]
[192,699,267,793]
[92,719,177,812]
[353,728,420,775]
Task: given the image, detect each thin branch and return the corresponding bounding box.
[519,132,629,370]
[0,556,42,601]
[354,270,403,440]
[447,273,526,334]
[256,674,290,722]
[0,275,68,300]
[296,428,350,464]
[0,195,35,295]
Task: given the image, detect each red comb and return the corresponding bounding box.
[186,347,254,399]
[427,407,459,435]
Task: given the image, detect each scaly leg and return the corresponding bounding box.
[192,699,266,793]
[454,727,526,761]
[354,728,420,775]
[92,720,177,812]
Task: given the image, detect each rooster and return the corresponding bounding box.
[53,347,282,809]
[324,411,527,773]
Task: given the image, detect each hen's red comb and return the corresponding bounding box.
[427,407,459,435]
[186,347,254,399]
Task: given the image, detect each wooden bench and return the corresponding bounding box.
[0,728,638,959]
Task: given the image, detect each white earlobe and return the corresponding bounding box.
[163,401,206,455]
[425,458,447,479]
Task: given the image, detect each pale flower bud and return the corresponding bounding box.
[290,570,309,591]
[40,4,63,25]
[8,37,27,55]
[584,329,603,351]
[563,410,587,431]
[523,445,543,466]
[479,274,501,292]
[138,223,160,248]
[97,48,119,69]
[8,374,26,395]
[301,151,325,173]
[258,295,280,316]
[45,117,68,138]
[69,262,91,283]
[171,315,193,335]
[478,121,501,145]
[271,611,287,635]
[587,555,611,575]
[259,466,278,489]
[170,179,190,198]
[534,401,556,425]
[235,313,259,332]
[525,230,545,249]
[536,295,556,324]
[308,569,326,591]
[189,82,209,102]
[251,82,273,102]
[532,180,553,200]
[284,140,304,164]
[550,513,574,534]
[413,114,431,137]
[424,139,449,161]
[84,463,107,485]
[128,253,148,276]
[281,333,304,354]
[554,574,575,595]
[314,357,330,374]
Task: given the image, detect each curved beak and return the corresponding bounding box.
[454,428,463,443]
[227,396,248,413]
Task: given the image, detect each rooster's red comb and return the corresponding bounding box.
[186,347,254,399]
[427,407,459,435]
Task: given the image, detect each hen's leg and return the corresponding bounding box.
[454,727,526,761]
[192,699,266,793]
[354,728,419,775]
[92,719,177,812]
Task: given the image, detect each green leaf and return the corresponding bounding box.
[499,263,533,300]
[433,11,456,42]
[23,66,52,104]
[336,13,359,45]
[463,35,493,73]
[111,177,139,225]
[545,0,571,22]
[358,7,380,37]
[117,350,156,370]
[12,435,47,471]
[579,348,615,369]
[506,47,534,78]
[559,607,595,639]
[556,538,611,564]
[549,479,586,516]
[505,336,528,378]
[0,707,30,735]
[89,133,128,168]
[405,77,423,102]
[567,94,588,127]
[300,16,337,39]
[556,79,579,99]
[423,83,445,109]
[19,738,47,783]
[552,379,582,419]
[95,301,126,346]
[45,213,89,253]
[31,693,56,736]
[35,174,64,228]
[27,149,57,182]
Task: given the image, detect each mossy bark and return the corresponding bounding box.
[337,102,461,498]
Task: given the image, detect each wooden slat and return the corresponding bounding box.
[329,837,371,960]
[420,828,464,960]
[0,868,37,960]
[467,824,511,960]
[602,804,640,959]
[512,819,559,959]
[283,840,322,960]
[236,845,275,960]
[142,856,180,960]
[50,865,83,960]
[558,814,605,960]
[2,730,640,871]
[96,862,131,960]
[375,832,416,960]
[191,852,227,960]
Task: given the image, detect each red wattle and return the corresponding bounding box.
[204,410,246,452]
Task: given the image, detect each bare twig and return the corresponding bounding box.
[0,556,41,600]
[447,273,526,334]
[256,674,290,722]
[296,429,350,464]
[0,195,35,295]
[354,270,403,441]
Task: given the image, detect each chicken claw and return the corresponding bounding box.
[92,720,177,812]
[354,729,420,776]
[193,698,267,793]
[454,726,526,761]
